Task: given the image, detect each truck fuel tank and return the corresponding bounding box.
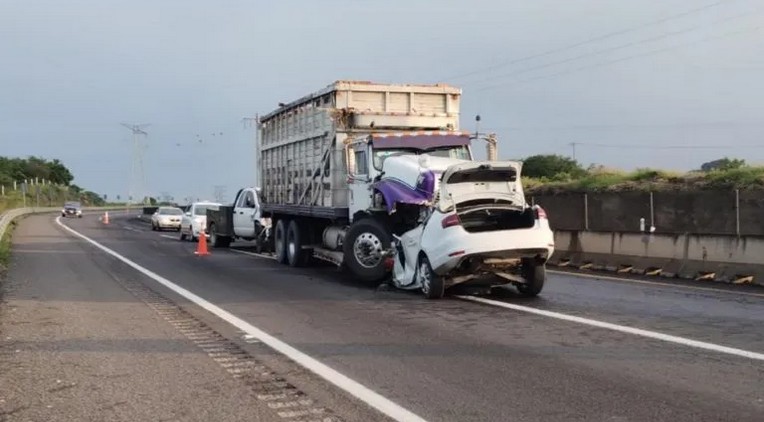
[323,225,347,251]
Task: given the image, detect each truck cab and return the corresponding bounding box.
[345,131,478,232]
[206,187,272,251]
[232,188,265,238]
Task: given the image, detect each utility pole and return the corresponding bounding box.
[242,114,259,188]
[569,142,577,160]
[121,122,150,208]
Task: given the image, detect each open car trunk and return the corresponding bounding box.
[438,160,533,233]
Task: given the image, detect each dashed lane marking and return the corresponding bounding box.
[456,295,764,362]
[56,217,428,422]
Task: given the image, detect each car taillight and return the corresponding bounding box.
[535,206,548,219]
[441,214,461,228]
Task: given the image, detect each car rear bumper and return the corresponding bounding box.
[426,226,555,275]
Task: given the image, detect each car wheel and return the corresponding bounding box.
[179,227,187,241]
[518,259,545,297]
[417,254,444,299]
[286,220,310,267]
[190,226,198,242]
[273,219,288,264]
[209,224,231,248]
[342,217,392,283]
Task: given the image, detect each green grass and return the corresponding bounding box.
[0,191,23,213]
[526,166,764,194]
[0,220,14,273]
[0,185,80,213]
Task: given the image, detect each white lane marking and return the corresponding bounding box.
[55,217,427,422]
[230,248,276,260]
[549,269,764,299]
[160,235,177,240]
[456,295,764,362]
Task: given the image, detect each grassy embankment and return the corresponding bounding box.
[525,165,764,194]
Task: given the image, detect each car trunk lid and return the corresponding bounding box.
[437,160,525,211]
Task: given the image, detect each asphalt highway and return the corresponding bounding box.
[1,212,762,421]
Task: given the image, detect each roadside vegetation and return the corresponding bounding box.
[521,155,764,194]
[0,221,15,272]
[0,156,106,212]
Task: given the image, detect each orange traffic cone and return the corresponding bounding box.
[194,229,210,256]
[103,211,110,225]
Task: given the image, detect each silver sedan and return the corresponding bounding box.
[151,207,184,231]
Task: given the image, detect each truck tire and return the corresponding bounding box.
[417,254,444,299]
[254,221,266,253]
[209,224,231,248]
[274,219,288,264]
[286,220,310,267]
[518,259,545,297]
[343,217,391,283]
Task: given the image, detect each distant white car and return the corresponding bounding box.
[390,160,555,299]
[61,201,82,218]
[151,206,184,231]
[179,201,220,241]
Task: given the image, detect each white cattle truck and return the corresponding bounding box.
[257,80,498,284]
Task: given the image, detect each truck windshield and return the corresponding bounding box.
[373,146,471,171]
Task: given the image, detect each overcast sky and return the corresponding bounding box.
[1,0,763,201]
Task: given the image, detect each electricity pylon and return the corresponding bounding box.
[121,123,150,205]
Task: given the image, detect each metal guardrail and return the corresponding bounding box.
[0,207,58,240]
[0,206,128,240]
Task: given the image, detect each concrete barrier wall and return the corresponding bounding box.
[531,190,764,235]
[552,230,764,285]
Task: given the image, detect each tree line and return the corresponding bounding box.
[0,156,105,206]
[521,154,751,180]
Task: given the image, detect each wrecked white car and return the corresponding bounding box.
[389,160,555,299]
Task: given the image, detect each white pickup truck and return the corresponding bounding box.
[205,188,272,252]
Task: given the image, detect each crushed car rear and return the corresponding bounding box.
[419,160,554,294]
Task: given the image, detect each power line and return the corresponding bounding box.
[570,141,764,150]
[440,0,735,82]
[476,23,763,92]
[484,121,764,131]
[470,10,755,88]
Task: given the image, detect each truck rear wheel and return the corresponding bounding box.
[274,219,288,264]
[209,224,231,248]
[518,259,545,297]
[343,218,391,283]
[286,220,310,267]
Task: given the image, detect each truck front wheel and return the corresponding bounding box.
[274,219,288,264]
[343,218,391,283]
